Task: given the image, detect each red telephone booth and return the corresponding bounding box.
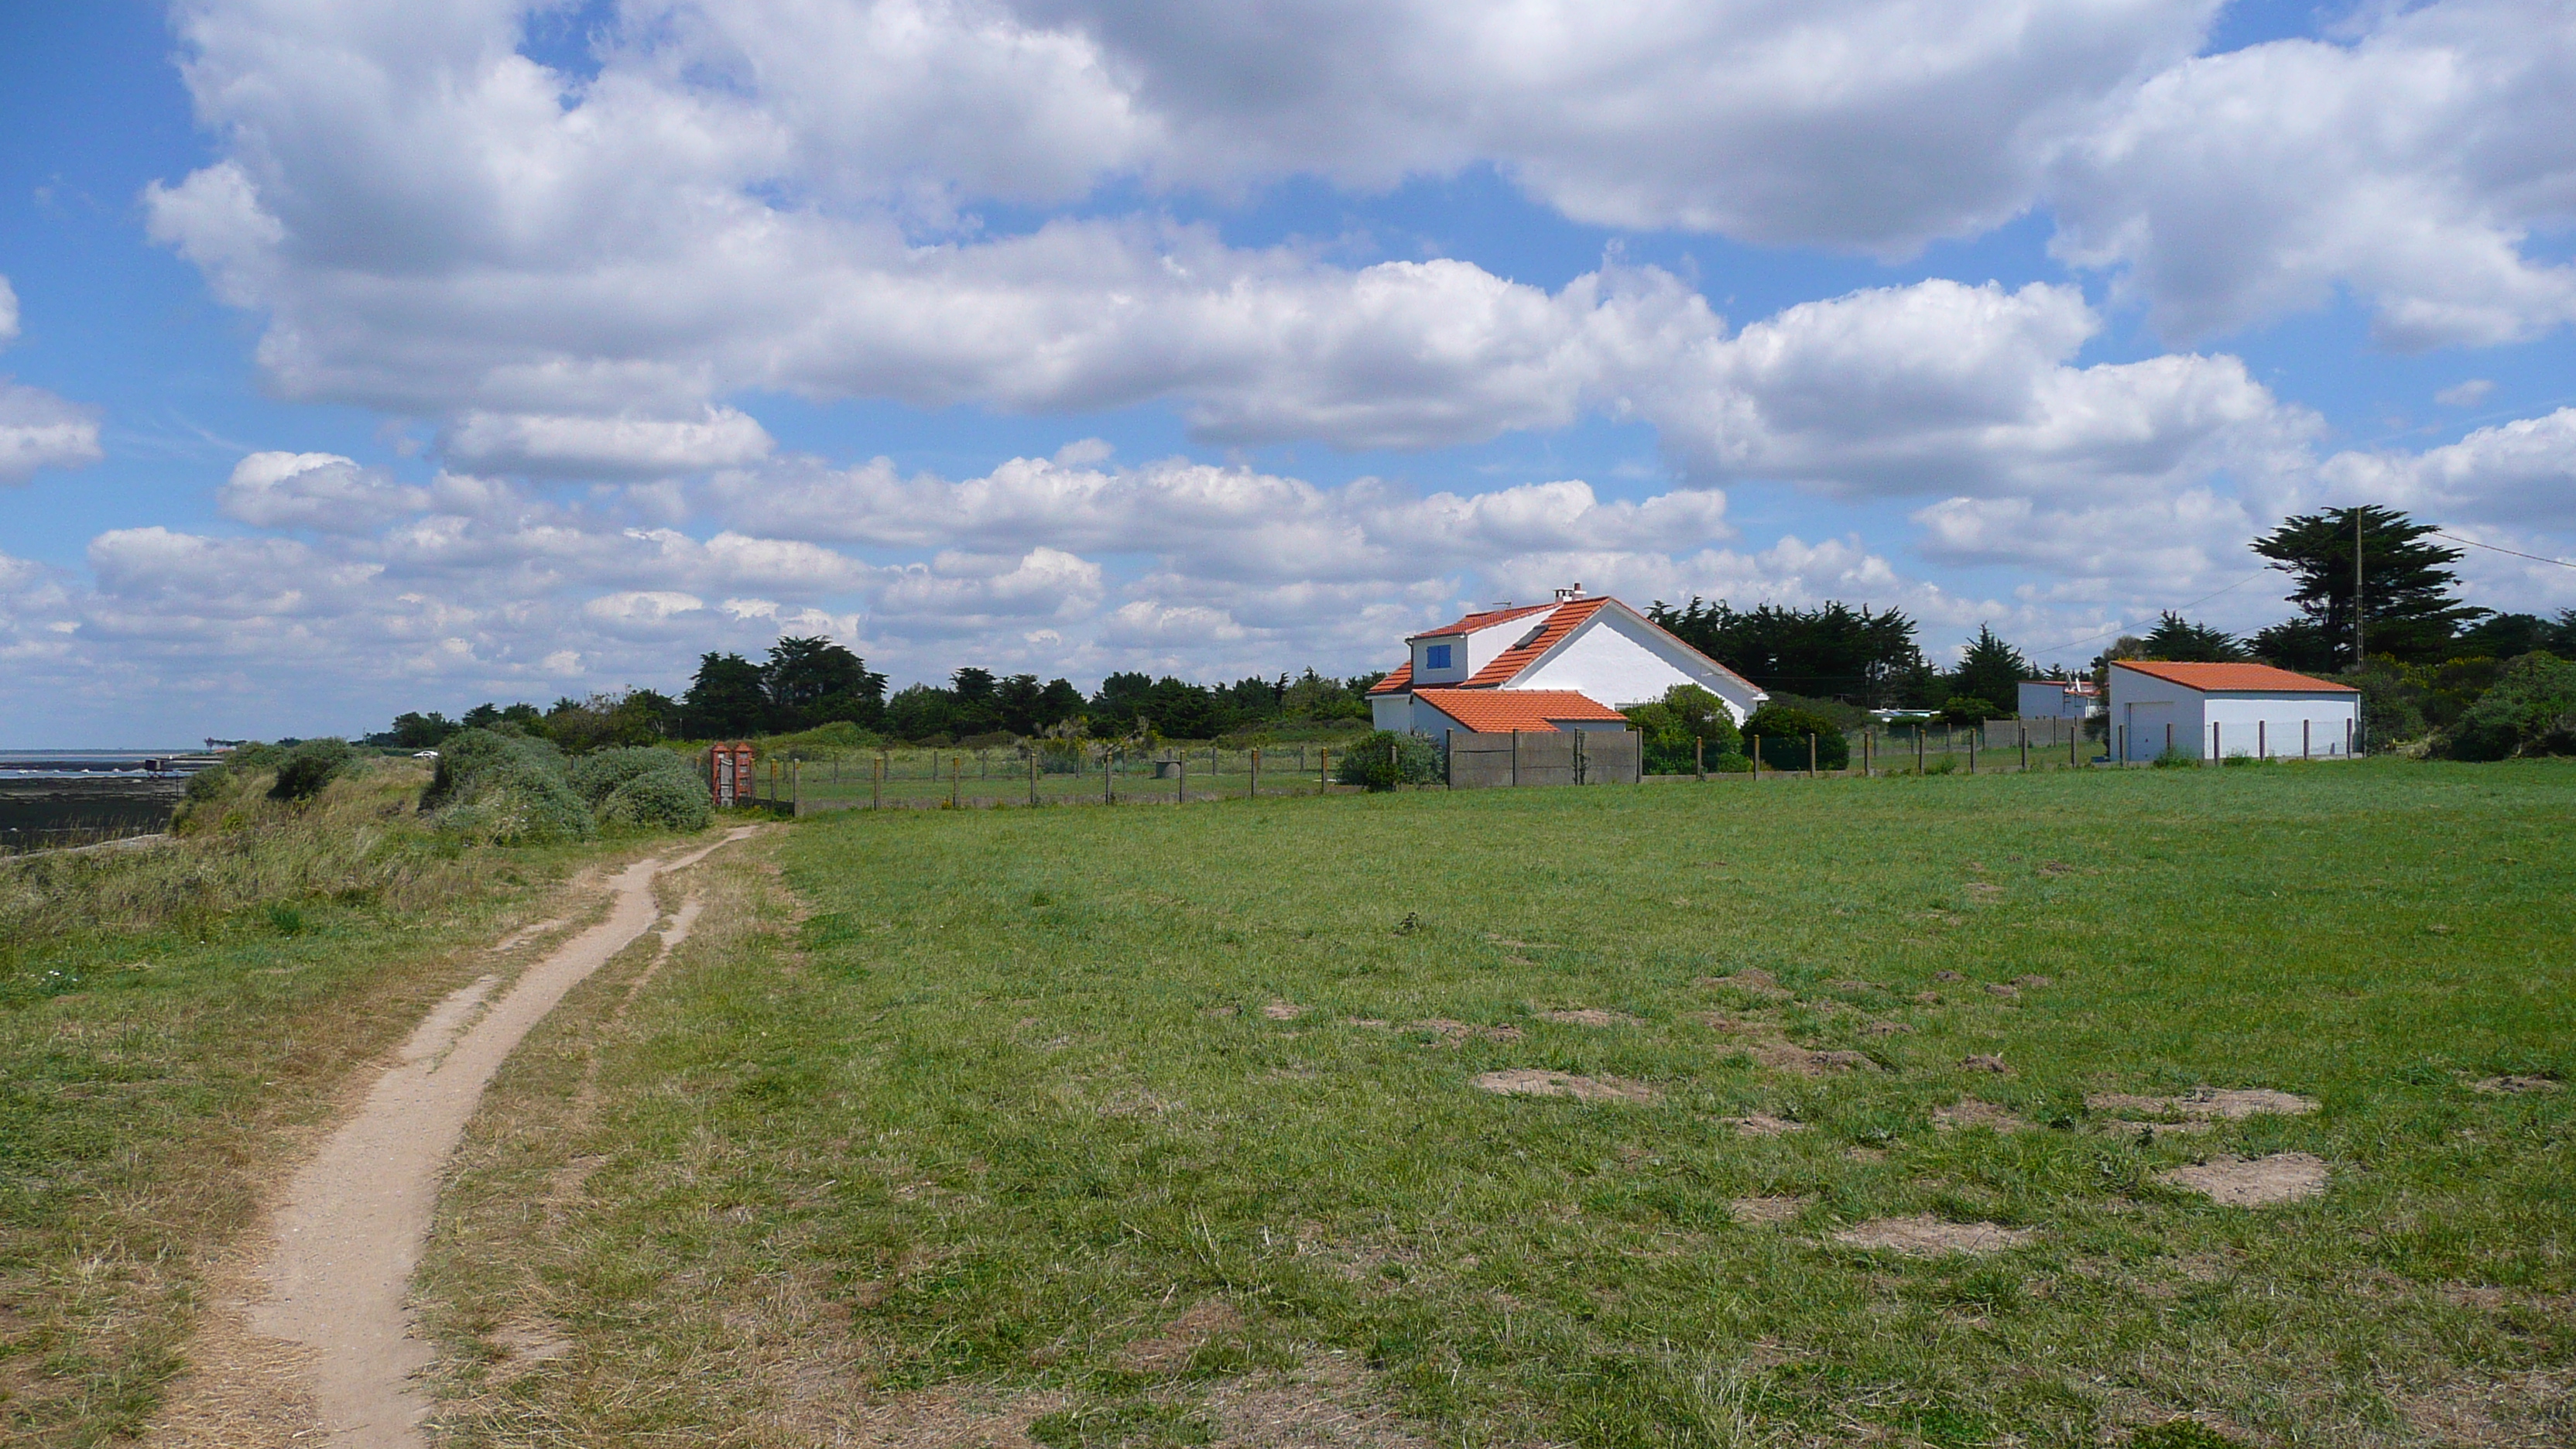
[710,742,755,807]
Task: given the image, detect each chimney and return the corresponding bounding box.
[1553,582,1584,602]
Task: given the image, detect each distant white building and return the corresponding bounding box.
[2017,679,2102,719]
[1368,587,1766,735]
[2107,661,2362,762]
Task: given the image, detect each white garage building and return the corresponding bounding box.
[2107,661,2363,762]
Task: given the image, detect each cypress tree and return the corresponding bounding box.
[2252,506,2486,666]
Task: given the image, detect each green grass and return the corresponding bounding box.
[425,759,2574,1447]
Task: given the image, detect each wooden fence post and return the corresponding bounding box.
[2019,723,2028,773]
[1863,728,1872,777]
[951,755,961,807]
[1177,753,1186,805]
[1251,747,1261,800]
[1444,730,1454,790]
[2211,721,2221,763]
[873,754,882,810]
[1751,735,1761,779]
[1512,729,1520,786]
[1807,732,1817,779]
[1917,725,1924,775]
[1696,735,1704,779]
[1319,748,1328,793]
[1966,732,1975,774]
[1029,747,1038,807]
[2259,720,2268,759]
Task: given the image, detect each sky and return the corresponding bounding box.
[1,0,2571,746]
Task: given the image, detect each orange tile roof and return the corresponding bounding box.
[1366,661,1413,696]
[1406,602,1553,642]
[1412,688,1627,733]
[2111,660,2359,693]
[1462,596,1610,686]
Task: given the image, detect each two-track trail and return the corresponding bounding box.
[159,826,759,1449]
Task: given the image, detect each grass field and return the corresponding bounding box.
[417,759,2574,1447]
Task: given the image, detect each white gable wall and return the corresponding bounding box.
[1409,609,1551,686]
[1514,608,1764,721]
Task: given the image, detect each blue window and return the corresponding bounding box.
[1425,644,1454,670]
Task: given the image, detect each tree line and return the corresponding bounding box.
[373,505,2570,752]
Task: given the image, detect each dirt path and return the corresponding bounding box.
[165,827,756,1449]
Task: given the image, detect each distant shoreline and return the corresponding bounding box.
[0,776,189,849]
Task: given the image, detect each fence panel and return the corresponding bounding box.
[1446,730,1638,787]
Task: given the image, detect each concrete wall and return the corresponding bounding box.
[1445,728,1641,787]
[2017,682,2095,719]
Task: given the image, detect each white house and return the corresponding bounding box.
[2017,678,2102,720]
[1368,586,1766,734]
[2107,661,2362,762]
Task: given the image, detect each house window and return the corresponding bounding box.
[1425,644,1454,670]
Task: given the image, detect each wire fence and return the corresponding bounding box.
[720,721,2150,813]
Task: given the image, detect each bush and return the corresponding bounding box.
[269,738,356,801]
[599,769,712,831]
[2434,652,2576,760]
[568,745,699,806]
[421,728,595,844]
[2152,745,2198,769]
[1742,704,1849,772]
[1334,731,1444,790]
[1623,684,1745,774]
[1938,694,1998,726]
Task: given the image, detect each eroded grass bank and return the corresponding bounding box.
[421,759,2574,1447]
[0,761,666,1445]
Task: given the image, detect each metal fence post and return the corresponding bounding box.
[2259,720,2268,759]
[2211,721,2221,763]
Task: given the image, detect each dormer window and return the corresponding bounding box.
[1424,644,1454,670]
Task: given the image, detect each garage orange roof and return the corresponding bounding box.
[1412,688,1626,733]
[2112,660,2359,693]
[1462,596,1611,686]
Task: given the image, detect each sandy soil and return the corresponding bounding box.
[149,828,755,1449]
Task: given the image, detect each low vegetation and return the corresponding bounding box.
[0,754,715,1445]
[416,759,2571,1447]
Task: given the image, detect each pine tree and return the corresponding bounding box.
[1947,625,2030,715]
[2139,611,2247,662]
[2252,506,2487,666]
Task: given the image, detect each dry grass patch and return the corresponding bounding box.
[1831,1216,2036,1256]
[1471,1069,1660,1103]
[2156,1153,2330,1207]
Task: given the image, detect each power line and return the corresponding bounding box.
[2430,531,2576,570]
[2030,568,2273,660]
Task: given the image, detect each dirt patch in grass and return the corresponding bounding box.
[1961,1054,2012,1074]
[2157,1153,2329,1207]
[1537,1007,1643,1026]
[1715,1112,1807,1136]
[1831,1216,2036,1255]
[1863,1020,1916,1036]
[841,1386,1073,1449]
[1472,1069,1661,1104]
[2089,1088,2319,1120]
[1412,1018,1522,1045]
[1933,1098,2028,1132]
[1116,1298,1245,1374]
[1752,1041,1881,1076]
[2400,1367,2573,1447]
[2474,1074,2561,1094]
[486,1320,572,1364]
[1730,1195,1808,1225]
[1694,968,1790,999]
[1190,1349,1433,1449]
[1262,1000,1304,1019]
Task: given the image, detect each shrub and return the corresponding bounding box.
[1742,704,1849,771]
[421,728,595,844]
[1623,684,1745,773]
[599,770,713,831]
[1334,731,1443,790]
[568,745,699,806]
[1938,694,1998,726]
[269,738,356,801]
[2152,745,2199,769]
[2434,652,2576,761]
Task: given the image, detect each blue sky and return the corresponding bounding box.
[2,0,2571,745]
